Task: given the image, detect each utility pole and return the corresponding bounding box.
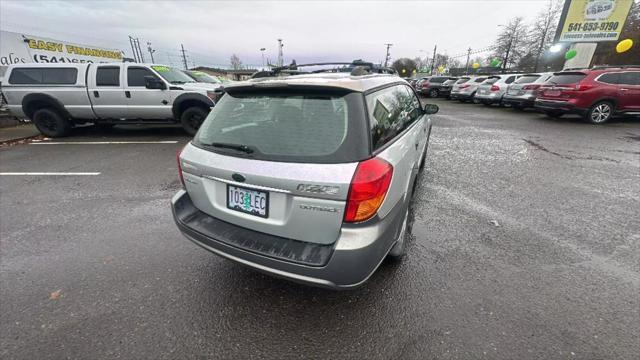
[147,42,155,63]
[383,43,393,67]
[128,36,144,62]
[180,44,188,70]
[464,47,472,75]
[430,44,437,74]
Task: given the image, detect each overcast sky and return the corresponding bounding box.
[1,0,553,68]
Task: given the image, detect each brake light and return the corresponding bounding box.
[522,84,541,90]
[421,81,430,88]
[177,147,185,188]
[574,83,594,91]
[459,84,471,89]
[344,158,393,223]
[490,85,500,91]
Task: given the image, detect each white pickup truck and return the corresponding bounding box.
[1,63,223,136]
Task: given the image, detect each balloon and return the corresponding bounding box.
[490,58,501,67]
[437,65,444,73]
[402,68,406,73]
[412,69,417,73]
[472,62,480,69]
[616,39,633,53]
[565,49,577,60]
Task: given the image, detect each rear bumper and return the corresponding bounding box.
[534,99,587,115]
[450,92,474,100]
[171,190,404,289]
[474,93,502,103]
[502,95,536,107]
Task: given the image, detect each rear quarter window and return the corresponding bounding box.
[366,85,418,151]
[9,68,77,85]
[515,75,541,84]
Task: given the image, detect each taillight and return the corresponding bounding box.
[421,81,430,88]
[459,84,470,89]
[522,84,541,90]
[490,85,500,91]
[177,147,185,188]
[574,83,594,91]
[344,158,393,223]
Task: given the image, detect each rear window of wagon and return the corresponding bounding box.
[193,89,370,163]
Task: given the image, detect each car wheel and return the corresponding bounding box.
[32,108,71,137]
[428,89,439,98]
[545,110,563,118]
[388,205,409,259]
[587,101,613,124]
[181,106,209,136]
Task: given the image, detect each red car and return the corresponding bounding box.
[534,66,640,124]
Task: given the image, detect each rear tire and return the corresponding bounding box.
[32,108,71,137]
[181,106,209,136]
[586,101,613,124]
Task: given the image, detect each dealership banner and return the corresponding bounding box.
[1,30,123,66]
[556,0,633,42]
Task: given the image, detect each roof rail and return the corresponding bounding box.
[590,64,640,70]
[250,59,396,79]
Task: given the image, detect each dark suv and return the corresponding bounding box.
[535,67,640,124]
[417,76,452,97]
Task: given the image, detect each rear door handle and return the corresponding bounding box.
[93,91,99,98]
[125,91,131,98]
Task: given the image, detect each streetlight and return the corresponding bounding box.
[260,48,266,69]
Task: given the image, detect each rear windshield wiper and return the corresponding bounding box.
[207,142,255,154]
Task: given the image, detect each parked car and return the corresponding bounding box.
[417,76,451,97]
[502,72,554,110]
[440,77,459,98]
[474,74,522,106]
[183,70,223,84]
[535,66,640,124]
[1,63,222,136]
[450,76,487,102]
[172,70,439,289]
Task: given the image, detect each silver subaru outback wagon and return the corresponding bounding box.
[171,71,437,289]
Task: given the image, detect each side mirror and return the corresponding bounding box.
[423,103,439,115]
[144,76,166,90]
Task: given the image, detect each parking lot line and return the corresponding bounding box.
[31,141,179,145]
[0,172,101,176]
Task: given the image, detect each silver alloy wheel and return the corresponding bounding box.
[591,103,611,123]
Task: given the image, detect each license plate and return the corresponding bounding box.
[227,185,269,218]
[545,90,561,96]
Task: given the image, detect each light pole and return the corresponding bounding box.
[260,48,266,69]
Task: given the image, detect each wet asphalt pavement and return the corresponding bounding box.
[1,100,639,359]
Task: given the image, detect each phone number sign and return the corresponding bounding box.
[557,0,633,42]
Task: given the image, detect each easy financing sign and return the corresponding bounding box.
[1,30,123,66]
[556,0,634,42]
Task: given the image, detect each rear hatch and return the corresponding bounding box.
[538,72,588,101]
[477,76,500,95]
[507,74,541,95]
[452,77,470,92]
[179,86,369,245]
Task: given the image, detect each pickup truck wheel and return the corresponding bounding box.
[181,106,208,136]
[32,108,71,137]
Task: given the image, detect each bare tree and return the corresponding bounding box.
[230,54,242,70]
[493,17,527,72]
[527,0,563,71]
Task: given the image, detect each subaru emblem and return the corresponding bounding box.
[232,173,246,182]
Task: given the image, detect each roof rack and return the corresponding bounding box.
[590,65,640,70]
[251,59,396,78]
